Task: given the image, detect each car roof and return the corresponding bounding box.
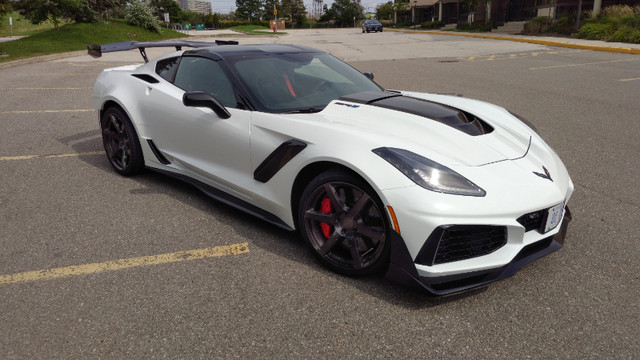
[182,43,325,61]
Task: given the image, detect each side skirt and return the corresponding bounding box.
[150,167,295,232]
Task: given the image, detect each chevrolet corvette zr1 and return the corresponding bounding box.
[89,40,573,294]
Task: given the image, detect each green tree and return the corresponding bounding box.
[328,0,363,27]
[261,0,278,21]
[235,0,263,23]
[14,0,78,30]
[206,13,221,28]
[14,0,123,29]
[376,1,393,20]
[125,0,161,33]
[280,0,305,27]
[1,0,11,15]
[149,0,182,22]
[319,4,334,22]
[182,10,207,25]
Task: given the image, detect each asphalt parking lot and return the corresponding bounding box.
[1,29,639,358]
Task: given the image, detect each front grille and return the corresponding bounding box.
[433,225,507,264]
[517,210,545,232]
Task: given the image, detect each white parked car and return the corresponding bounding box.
[89,40,573,294]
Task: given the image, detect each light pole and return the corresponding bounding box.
[412,0,418,28]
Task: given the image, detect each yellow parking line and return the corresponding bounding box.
[0,109,93,114]
[619,77,640,82]
[0,151,103,161]
[0,243,249,286]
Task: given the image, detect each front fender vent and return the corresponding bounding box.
[132,74,160,84]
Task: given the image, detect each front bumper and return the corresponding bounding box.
[385,207,572,295]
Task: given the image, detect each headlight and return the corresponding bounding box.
[373,147,486,197]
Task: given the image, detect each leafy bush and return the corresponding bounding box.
[578,4,640,43]
[609,26,640,42]
[421,20,443,29]
[125,0,161,34]
[523,16,551,34]
[456,22,493,32]
[602,5,637,17]
[578,23,614,40]
[552,16,576,35]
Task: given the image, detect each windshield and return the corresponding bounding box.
[232,53,381,113]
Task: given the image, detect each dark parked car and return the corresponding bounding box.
[362,19,383,33]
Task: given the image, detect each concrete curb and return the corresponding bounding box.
[389,29,640,55]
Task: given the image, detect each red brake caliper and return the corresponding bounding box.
[320,196,332,239]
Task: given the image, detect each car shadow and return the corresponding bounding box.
[60,129,485,308]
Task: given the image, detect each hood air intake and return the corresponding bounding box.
[339,91,493,136]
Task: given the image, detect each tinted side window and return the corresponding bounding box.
[155,57,180,82]
[174,56,237,108]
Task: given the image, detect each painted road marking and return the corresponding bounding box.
[619,77,640,82]
[13,73,87,76]
[457,49,584,62]
[0,109,93,114]
[0,87,93,90]
[0,151,103,161]
[0,243,249,286]
[530,58,637,70]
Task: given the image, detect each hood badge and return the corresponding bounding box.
[533,166,553,182]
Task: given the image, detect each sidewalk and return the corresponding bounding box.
[390,29,640,54]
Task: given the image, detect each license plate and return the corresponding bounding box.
[544,203,564,233]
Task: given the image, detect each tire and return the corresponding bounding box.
[298,169,391,276]
[100,106,144,176]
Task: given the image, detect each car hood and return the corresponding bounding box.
[319,91,534,167]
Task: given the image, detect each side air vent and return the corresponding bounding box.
[132,74,160,84]
[146,139,171,165]
[254,139,307,183]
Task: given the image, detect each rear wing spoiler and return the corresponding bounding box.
[87,40,239,63]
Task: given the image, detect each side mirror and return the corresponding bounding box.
[183,91,231,119]
[363,72,374,81]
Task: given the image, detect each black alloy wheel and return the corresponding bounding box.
[299,170,391,276]
[100,107,144,176]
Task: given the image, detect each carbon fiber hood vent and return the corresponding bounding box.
[339,91,493,136]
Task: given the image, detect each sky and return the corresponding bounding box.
[209,0,385,15]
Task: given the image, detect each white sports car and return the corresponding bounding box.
[89,40,573,295]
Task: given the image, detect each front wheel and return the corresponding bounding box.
[298,170,391,276]
[100,106,144,176]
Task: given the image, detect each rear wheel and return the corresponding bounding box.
[298,170,390,276]
[100,106,144,176]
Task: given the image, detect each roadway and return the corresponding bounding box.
[1,28,638,358]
